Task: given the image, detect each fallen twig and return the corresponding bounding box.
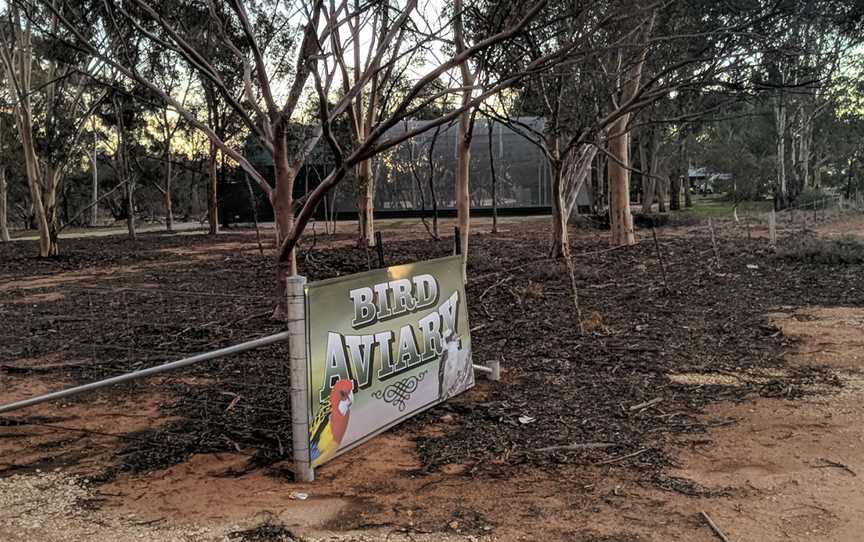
[629,397,663,412]
[480,276,512,301]
[700,511,732,542]
[814,458,857,477]
[532,442,616,453]
[595,448,649,465]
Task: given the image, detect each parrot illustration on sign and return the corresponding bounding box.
[437,330,473,401]
[310,378,354,466]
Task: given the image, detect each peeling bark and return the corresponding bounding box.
[608,120,635,246]
[549,159,569,259]
[356,159,375,246]
[272,126,299,320]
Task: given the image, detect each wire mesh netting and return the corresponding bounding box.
[226,117,594,224]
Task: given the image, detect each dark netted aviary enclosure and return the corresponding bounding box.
[218,117,594,225]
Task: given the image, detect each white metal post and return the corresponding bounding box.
[488,359,501,381]
[472,360,501,381]
[287,276,314,482]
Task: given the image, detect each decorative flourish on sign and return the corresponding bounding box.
[372,371,427,412]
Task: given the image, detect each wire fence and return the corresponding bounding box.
[0,278,295,476]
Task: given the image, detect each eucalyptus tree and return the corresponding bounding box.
[480,0,665,254]
[0,2,105,256]
[599,0,805,240]
[756,0,864,208]
[0,112,18,242]
[38,0,563,315]
[139,49,193,232]
[451,0,477,271]
[482,0,809,249]
[324,0,441,248]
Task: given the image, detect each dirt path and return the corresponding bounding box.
[605,307,864,542]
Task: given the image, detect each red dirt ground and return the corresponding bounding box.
[1,214,864,541]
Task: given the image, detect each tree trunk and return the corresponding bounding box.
[164,147,174,232]
[639,135,654,214]
[427,126,442,239]
[799,111,811,189]
[356,159,375,246]
[125,179,136,241]
[607,117,635,246]
[13,101,55,255]
[775,98,788,208]
[607,17,651,246]
[45,168,62,253]
[814,159,823,189]
[207,141,219,235]
[669,176,681,211]
[28,174,53,256]
[549,158,569,259]
[592,151,606,214]
[487,120,498,234]
[456,110,471,274]
[667,129,684,212]
[683,158,692,208]
[91,133,99,226]
[272,129,299,320]
[454,0,472,276]
[656,176,668,213]
[0,166,9,242]
[113,94,135,241]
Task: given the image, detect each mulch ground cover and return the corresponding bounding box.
[1,220,861,490]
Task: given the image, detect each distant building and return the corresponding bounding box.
[688,167,733,194]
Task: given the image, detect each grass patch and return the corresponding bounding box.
[682,196,773,219]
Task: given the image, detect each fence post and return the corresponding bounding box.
[768,209,776,248]
[287,276,314,482]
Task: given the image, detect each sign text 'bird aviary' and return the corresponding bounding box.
[285,255,497,481]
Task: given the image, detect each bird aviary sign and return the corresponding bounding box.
[303,255,473,471]
[0,256,489,484]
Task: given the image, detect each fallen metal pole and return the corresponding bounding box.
[0,331,292,415]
